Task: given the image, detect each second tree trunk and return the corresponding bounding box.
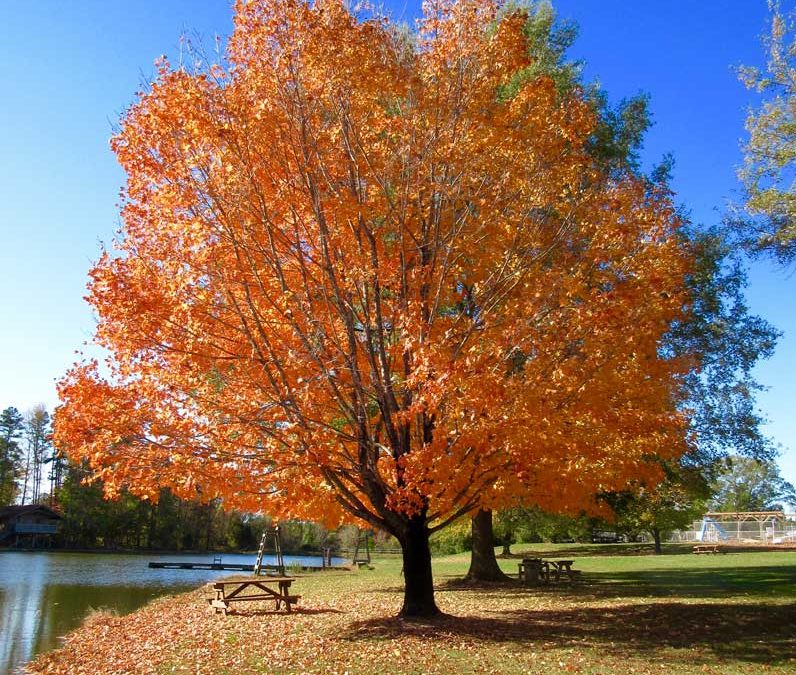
[465,509,511,582]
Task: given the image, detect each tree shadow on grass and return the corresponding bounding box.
[339,601,796,666]
[222,606,345,617]
[439,577,522,591]
[577,564,796,600]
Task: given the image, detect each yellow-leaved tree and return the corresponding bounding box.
[738,0,796,263]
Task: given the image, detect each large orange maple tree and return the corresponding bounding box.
[56,0,693,615]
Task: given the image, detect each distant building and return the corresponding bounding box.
[0,505,62,548]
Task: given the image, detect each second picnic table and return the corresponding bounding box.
[518,558,579,584]
[208,576,300,615]
[693,544,722,554]
[546,559,576,582]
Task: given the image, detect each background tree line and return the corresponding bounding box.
[0,405,63,507]
[56,467,372,553]
[0,405,378,554]
[58,468,388,554]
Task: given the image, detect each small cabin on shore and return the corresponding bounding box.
[0,505,63,548]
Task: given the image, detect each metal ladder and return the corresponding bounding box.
[352,529,372,567]
[254,525,285,576]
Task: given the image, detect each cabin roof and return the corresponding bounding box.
[0,505,63,521]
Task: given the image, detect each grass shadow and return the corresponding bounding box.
[438,577,521,590]
[222,606,345,617]
[339,601,796,666]
[435,562,796,601]
[582,564,796,600]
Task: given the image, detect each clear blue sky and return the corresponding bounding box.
[1,1,794,487]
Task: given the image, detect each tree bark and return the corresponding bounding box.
[399,516,440,617]
[465,509,512,582]
[652,527,662,554]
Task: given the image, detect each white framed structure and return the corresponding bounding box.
[670,511,795,544]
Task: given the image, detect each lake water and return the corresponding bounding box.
[0,551,344,674]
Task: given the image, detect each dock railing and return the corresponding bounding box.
[13,523,59,535]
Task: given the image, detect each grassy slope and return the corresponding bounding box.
[27,544,796,675]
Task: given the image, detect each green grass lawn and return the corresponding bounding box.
[493,543,796,599]
[28,544,796,675]
[349,545,796,673]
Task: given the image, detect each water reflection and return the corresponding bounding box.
[0,551,341,674]
[0,555,46,673]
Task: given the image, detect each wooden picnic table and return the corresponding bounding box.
[546,559,576,583]
[518,557,544,584]
[693,544,721,554]
[208,576,300,615]
[518,558,581,584]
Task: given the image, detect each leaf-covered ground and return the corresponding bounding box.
[26,548,796,674]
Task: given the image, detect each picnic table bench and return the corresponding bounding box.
[547,559,578,582]
[518,558,581,585]
[693,544,721,554]
[518,557,544,584]
[208,576,300,615]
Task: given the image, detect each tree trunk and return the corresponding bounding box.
[399,516,440,617]
[652,527,662,554]
[465,509,511,582]
[20,452,31,505]
[147,503,156,550]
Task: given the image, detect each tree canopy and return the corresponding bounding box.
[710,455,796,512]
[55,0,693,615]
[737,0,796,263]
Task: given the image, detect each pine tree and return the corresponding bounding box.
[0,407,24,506]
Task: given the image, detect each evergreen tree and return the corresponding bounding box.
[0,407,24,506]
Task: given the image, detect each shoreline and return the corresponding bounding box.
[0,546,342,557]
[0,546,259,555]
[0,546,402,557]
[23,580,215,674]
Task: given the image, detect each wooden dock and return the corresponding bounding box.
[149,561,254,571]
[148,561,349,572]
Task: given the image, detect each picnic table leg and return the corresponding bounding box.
[214,588,227,615]
[280,581,292,613]
[272,585,284,611]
